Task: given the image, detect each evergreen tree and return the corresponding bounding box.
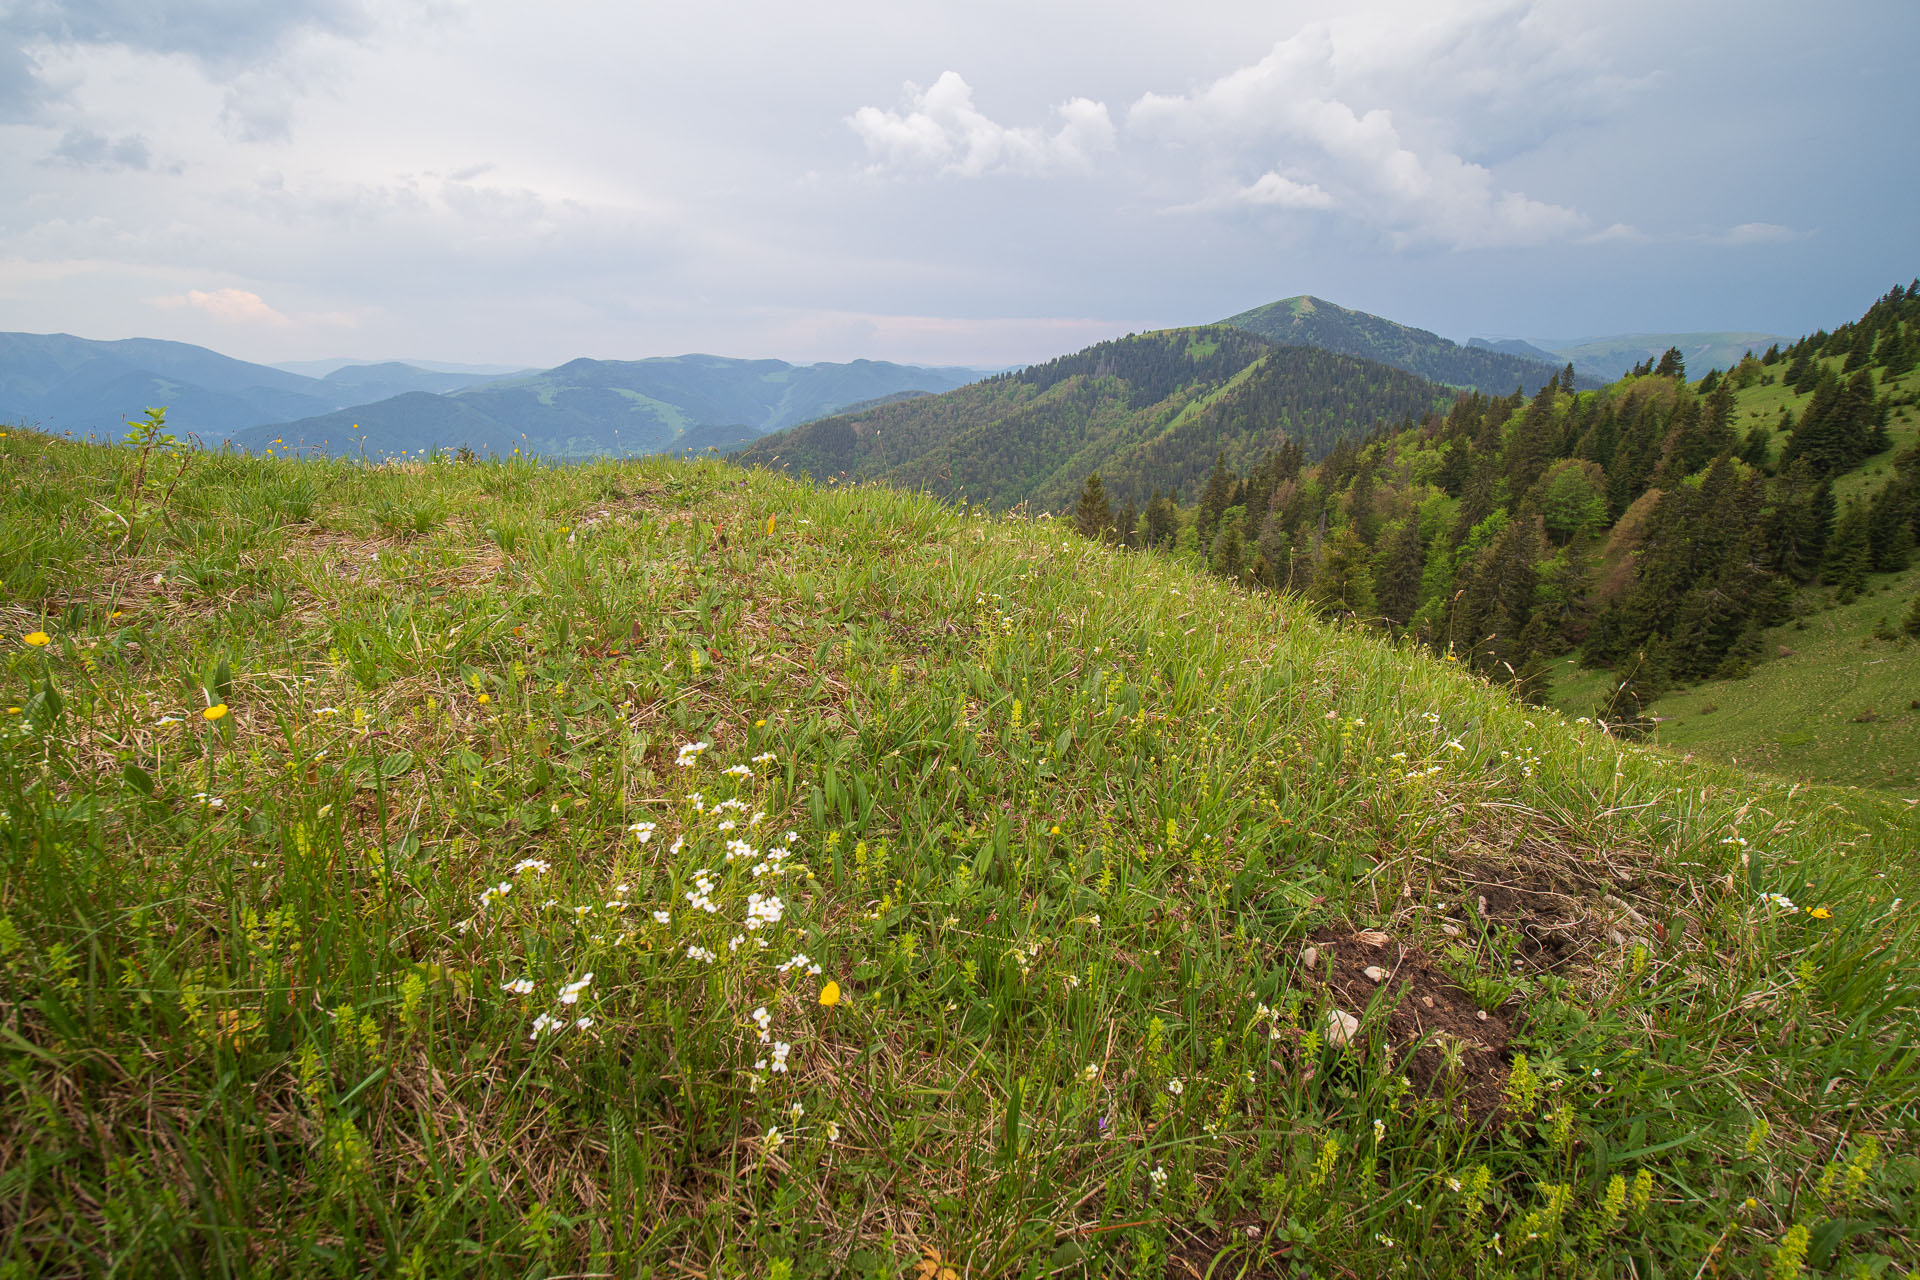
[1867,482,1915,572]
[1878,324,1916,377]
[1824,500,1871,602]
[1374,519,1425,628]
[1196,452,1233,546]
[1308,526,1374,616]
[1114,499,1139,550]
[1654,346,1686,378]
[1210,511,1247,582]
[1072,473,1113,541]
[1904,591,1920,638]
[1144,491,1178,549]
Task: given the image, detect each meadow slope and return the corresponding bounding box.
[1,431,1917,1276]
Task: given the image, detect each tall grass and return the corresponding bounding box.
[0,427,1916,1276]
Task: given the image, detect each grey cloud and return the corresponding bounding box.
[47,126,151,169]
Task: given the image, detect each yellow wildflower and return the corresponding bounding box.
[819,981,841,1007]
[1809,907,1831,920]
[203,704,229,721]
[23,631,50,647]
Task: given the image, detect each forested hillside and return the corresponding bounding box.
[1074,282,1920,751]
[1224,295,1597,394]
[735,327,1444,511]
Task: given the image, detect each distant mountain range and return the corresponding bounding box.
[735,325,1447,510]
[0,331,986,460]
[230,356,986,460]
[1224,295,1599,394]
[1522,332,1789,383]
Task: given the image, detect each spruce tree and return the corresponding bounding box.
[1374,519,1425,627]
[1824,500,1871,602]
[1072,473,1112,541]
[1196,452,1233,546]
[1654,347,1686,379]
[1904,591,1920,638]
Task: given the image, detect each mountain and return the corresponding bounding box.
[271,357,531,378]
[318,362,513,402]
[1536,332,1790,383]
[232,354,988,461]
[0,331,342,439]
[735,326,1447,510]
[1223,295,1596,393]
[1468,336,1562,364]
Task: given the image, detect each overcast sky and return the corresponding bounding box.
[2,0,1915,368]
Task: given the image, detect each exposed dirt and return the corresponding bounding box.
[1306,927,1515,1126]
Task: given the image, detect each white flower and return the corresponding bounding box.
[825,1121,841,1143]
[752,1006,772,1042]
[687,945,716,963]
[511,858,550,876]
[675,741,711,767]
[788,1102,805,1122]
[763,1125,783,1152]
[1149,1165,1168,1191]
[574,1017,593,1031]
[652,909,671,925]
[1081,1064,1099,1083]
[752,752,777,764]
[478,881,512,908]
[628,821,656,843]
[1167,1078,1184,1095]
[724,764,754,778]
[557,973,593,1004]
[530,1013,562,1040]
[770,1041,791,1072]
[154,715,183,727]
[501,978,535,996]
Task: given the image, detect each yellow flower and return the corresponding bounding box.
[23,631,50,647]
[477,693,491,705]
[203,704,229,721]
[4,707,18,715]
[1809,907,1832,920]
[818,981,841,1007]
[755,718,767,727]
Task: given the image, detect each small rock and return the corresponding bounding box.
[1441,923,1461,937]
[1419,996,1434,1009]
[1475,1009,1489,1022]
[1325,1009,1360,1047]
[1354,929,1389,946]
[1363,965,1388,984]
[1300,945,1320,969]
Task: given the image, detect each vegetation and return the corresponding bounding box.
[1089,283,1920,785]
[3,423,1919,1275]
[736,327,1444,511]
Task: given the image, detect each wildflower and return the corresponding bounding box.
[752,1006,772,1041]
[1082,1064,1100,1084]
[1809,907,1832,920]
[770,1041,791,1072]
[724,764,754,778]
[752,751,776,763]
[476,693,490,705]
[22,632,50,647]
[1149,1165,1168,1192]
[557,973,593,1004]
[1374,1118,1386,1143]
[686,945,716,962]
[676,741,711,767]
[501,978,535,995]
[819,980,841,1006]
[191,792,225,809]
[511,858,550,876]
[652,909,670,925]
[763,1126,783,1153]
[1759,892,1799,914]
[574,1017,593,1031]
[203,704,229,721]
[628,821,656,842]
[154,714,183,727]
[529,1013,562,1040]
[1167,1078,1184,1095]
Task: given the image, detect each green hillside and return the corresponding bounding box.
[1224,295,1592,394]
[2,429,1918,1275]
[736,327,1445,510]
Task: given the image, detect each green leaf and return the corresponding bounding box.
[211,658,233,704]
[121,763,155,797]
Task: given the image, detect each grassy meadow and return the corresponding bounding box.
[2,427,1918,1277]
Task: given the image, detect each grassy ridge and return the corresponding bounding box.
[2,430,1918,1276]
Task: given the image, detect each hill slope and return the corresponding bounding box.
[236,354,986,461]
[737,326,1445,509]
[1,432,1915,1275]
[1224,295,1595,393]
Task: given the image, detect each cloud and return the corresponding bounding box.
[47,127,151,170]
[847,72,1114,178]
[152,288,291,325]
[1127,2,1604,249]
[1712,222,1803,246]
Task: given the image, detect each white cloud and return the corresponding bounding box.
[152,288,291,326]
[1713,222,1803,246]
[1127,3,1601,249]
[847,71,1114,178]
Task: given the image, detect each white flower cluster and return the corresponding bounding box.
[501,977,535,995]
[724,764,754,778]
[627,821,656,843]
[745,892,784,930]
[676,741,711,767]
[777,952,823,976]
[684,871,719,913]
[557,973,593,1005]
[478,880,511,909]
[1759,892,1799,914]
[686,945,716,963]
[511,858,550,876]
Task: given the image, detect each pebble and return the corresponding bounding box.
[1300,945,1320,969]
[1325,1009,1360,1047]
[1363,965,1388,984]
[1441,923,1461,937]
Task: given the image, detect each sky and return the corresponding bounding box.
[1,0,1915,369]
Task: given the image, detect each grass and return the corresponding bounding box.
[2,427,1919,1277]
